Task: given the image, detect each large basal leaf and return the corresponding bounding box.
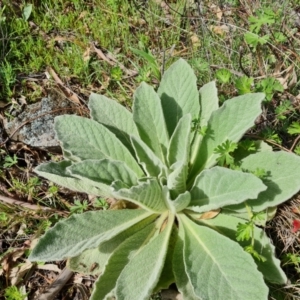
[190,81,219,164]
[113,178,168,213]
[131,135,167,178]
[91,221,157,300]
[115,213,174,300]
[29,209,152,261]
[235,151,300,211]
[199,81,219,127]
[89,93,139,153]
[188,93,265,184]
[68,159,138,188]
[68,216,157,276]
[189,166,267,213]
[178,213,269,300]
[167,114,191,196]
[154,226,177,292]
[167,162,188,199]
[54,115,143,177]
[35,161,109,197]
[158,59,200,137]
[133,82,169,162]
[167,114,191,167]
[198,213,287,284]
[172,225,199,300]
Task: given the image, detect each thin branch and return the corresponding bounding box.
[0,194,55,211]
[37,267,74,300]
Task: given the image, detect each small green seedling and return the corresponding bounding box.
[235,76,253,94]
[3,154,18,168]
[255,77,283,101]
[248,8,276,33]
[215,68,231,84]
[288,122,300,135]
[93,198,109,210]
[30,59,300,300]
[69,200,89,214]
[4,286,27,300]
[244,32,270,49]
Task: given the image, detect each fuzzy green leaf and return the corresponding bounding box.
[189,167,267,213]
[115,213,174,300]
[68,159,138,188]
[158,59,200,137]
[29,209,151,261]
[54,115,143,177]
[133,82,169,161]
[199,213,287,284]
[167,114,191,195]
[172,191,191,212]
[179,214,269,300]
[228,151,300,212]
[68,216,156,276]
[67,246,109,276]
[154,226,177,292]
[113,179,168,213]
[35,161,108,196]
[89,93,139,153]
[131,135,167,178]
[172,224,198,300]
[188,93,265,184]
[167,114,192,167]
[199,81,219,127]
[190,81,219,164]
[91,221,157,300]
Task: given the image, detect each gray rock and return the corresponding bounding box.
[3,95,77,151]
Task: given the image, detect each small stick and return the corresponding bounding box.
[37,267,74,300]
[0,194,52,210]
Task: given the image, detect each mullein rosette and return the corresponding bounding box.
[29,59,300,300]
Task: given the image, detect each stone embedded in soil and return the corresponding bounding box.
[3,95,76,151]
